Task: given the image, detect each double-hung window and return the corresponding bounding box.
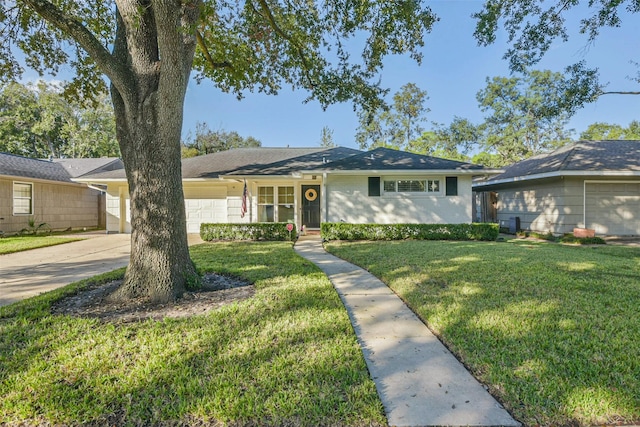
[258,186,295,222]
[277,186,295,222]
[13,182,33,215]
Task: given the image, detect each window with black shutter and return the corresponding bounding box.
[446,177,458,196]
[368,177,381,196]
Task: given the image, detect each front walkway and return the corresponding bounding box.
[294,235,520,427]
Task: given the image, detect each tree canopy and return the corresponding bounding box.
[318,126,336,148]
[0,81,118,158]
[473,0,640,111]
[181,122,261,158]
[475,69,573,166]
[580,120,640,140]
[356,83,429,150]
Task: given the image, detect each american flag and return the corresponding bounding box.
[241,179,248,218]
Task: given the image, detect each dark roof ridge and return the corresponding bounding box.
[556,141,580,171]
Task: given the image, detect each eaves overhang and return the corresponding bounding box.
[2,173,84,188]
[473,170,640,189]
[300,168,503,176]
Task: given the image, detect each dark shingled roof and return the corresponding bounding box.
[0,152,73,182]
[482,140,640,184]
[78,146,490,181]
[310,147,485,171]
[223,147,361,176]
[80,147,363,180]
[0,153,125,183]
[52,158,123,178]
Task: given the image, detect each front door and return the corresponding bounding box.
[302,185,321,229]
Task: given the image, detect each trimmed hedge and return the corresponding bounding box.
[321,222,499,241]
[201,223,297,241]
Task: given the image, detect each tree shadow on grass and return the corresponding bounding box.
[0,242,386,426]
[325,239,640,426]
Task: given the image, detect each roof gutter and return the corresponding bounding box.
[473,170,640,189]
[299,168,504,176]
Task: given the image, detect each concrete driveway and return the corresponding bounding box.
[0,231,202,306]
[0,232,131,307]
[0,232,207,307]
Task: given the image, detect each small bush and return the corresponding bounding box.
[560,234,606,245]
[201,223,297,241]
[321,223,499,241]
[524,231,557,241]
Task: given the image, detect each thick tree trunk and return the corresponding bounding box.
[107,0,201,303]
[111,93,196,303]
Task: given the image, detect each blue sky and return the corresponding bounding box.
[182,1,640,150]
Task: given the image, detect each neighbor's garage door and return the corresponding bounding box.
[585,182,640,236]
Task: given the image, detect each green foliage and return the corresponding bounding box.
[476,69,574,166]
[473,1,632,111]
[201,223,297,241]
[0,81,118,159]
[356,83,430,150]
[20,217,51,235]
[580,120,640,140]
[560,234,607,245]
[181,122,261,157]
[516,231,607,246]
[318,126,336,148]
[325,240,640,426]
[409,117,477,160]
[321,223,499,241]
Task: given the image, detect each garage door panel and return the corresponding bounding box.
[185,186,228,233]
[585,182,640,236]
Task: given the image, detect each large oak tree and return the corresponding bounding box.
[2,1,436,302]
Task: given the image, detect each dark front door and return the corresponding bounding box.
[302,185,321,228]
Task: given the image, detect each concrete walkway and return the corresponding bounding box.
[294,236,520,427]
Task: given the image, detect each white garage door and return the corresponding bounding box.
[585,182,640,236]
[185,187,228,233]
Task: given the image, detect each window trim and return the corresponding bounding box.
[257,185,295,222]
[13,181,34,216]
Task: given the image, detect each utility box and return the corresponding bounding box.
[509,217,521,233]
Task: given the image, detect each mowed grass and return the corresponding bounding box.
[0,242,385,427]
[0,235,83,254]
[326,239,640,427]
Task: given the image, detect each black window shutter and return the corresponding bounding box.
[368,177,381,196]
[445,177,458,196]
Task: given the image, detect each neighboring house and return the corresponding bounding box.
[473,140,640,236]
[0,153,122,235]
[76,146,498,234]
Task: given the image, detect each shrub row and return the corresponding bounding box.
[321,223,499,241]
[201,223,297,241]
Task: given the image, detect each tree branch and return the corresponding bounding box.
[20,0,132,97]
[600,91,640,95]
[196,30,233,70]
[251,0,316,89]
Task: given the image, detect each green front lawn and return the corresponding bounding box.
[0,235,83,254]
[325,239,640,426]
[0,242,385,426]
